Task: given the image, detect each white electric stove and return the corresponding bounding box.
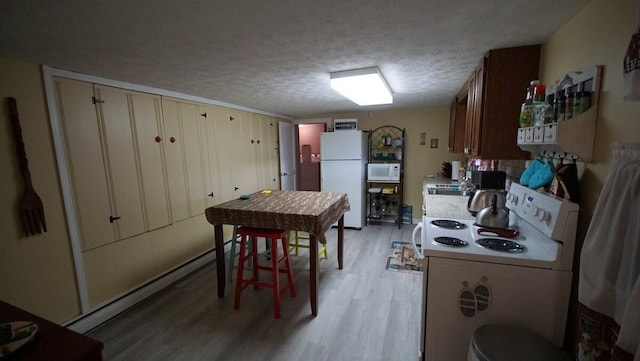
[413,182,579,361]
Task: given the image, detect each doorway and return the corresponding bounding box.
[296,123,326,191]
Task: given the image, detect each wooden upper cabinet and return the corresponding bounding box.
[448,83,467,154]
[466,63,484,157]
[453,45,540,159]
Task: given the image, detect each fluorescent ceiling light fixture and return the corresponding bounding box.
[330,67,393,106]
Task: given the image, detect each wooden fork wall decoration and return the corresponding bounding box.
[8,97,47,236]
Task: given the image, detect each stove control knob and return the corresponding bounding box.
[537,209,548,222]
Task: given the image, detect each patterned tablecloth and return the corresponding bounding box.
[205,190,350,243]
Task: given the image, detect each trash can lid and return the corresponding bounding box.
[470,325,572,361]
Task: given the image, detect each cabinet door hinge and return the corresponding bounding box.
[92,96,104,104]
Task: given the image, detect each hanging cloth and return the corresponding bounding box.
[624,0,640,101]
[578,143,640,361]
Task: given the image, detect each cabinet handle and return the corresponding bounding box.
[208,192,214,197]
[251,139,255,144]
[109,216,121,223]
[170,136,176,143]
[234,187,239,191]
[200,112,207,118]
[257,139,260,144]
[155,136,161,143]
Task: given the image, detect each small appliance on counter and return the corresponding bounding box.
[470,170,506,190]
[451,161,462,181]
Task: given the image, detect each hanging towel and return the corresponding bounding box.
[578,142,640,361]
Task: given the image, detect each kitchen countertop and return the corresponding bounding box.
[423,194,474,220]
[422,175,458,188]
[422,175,474,220]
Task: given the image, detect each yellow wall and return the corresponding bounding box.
[541,0,640,237]
[0,57,81,321]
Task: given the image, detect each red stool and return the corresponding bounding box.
[233,227,296,318]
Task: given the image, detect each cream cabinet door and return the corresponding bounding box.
[129,92,171,230]
[247,112,265,190]
[260,115,280,190]
[94,85,146,240]
[161,98,189,222]
[54,78,115,250]
[176,101,207,216]
[242,111,260,193]
[212,106,234,203]
[200,104,221,208]
[269,118,281,190]
[227,109,253,197]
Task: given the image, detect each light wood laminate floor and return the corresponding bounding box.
[88,223,422,361]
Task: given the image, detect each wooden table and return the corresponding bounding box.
[0,300,103,360]
[205,190,350,316]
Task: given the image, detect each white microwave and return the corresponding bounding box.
[367,163,401,183]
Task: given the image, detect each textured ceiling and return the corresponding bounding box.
[0,0,590,119]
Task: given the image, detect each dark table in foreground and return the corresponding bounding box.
[0,300,103,361]
[205,190,350,316]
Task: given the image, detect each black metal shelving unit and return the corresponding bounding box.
[366,126,405,228]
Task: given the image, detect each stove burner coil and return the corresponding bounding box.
[476,238,526,253]
[434,237,468,247]
[431,219,467,229]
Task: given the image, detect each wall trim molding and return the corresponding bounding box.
[64,251,214,334]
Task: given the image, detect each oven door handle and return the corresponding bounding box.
[411,222,424,260]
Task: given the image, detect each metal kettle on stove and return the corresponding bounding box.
[475,194,509,229]
[467,170,507,216]
[468,189,507,216]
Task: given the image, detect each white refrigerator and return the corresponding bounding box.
[320,130,367,229]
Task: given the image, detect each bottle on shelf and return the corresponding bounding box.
[519,80,538,127]
[572,90,583,118]
[386,134,392,146]
[572,89,592,116]
[532,83,552,126]
[564,88,574,121]
[553,92,566,123]
[581,90,592,113]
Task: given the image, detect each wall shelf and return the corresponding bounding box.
[366,126,405,228]
[517,65,602,161]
